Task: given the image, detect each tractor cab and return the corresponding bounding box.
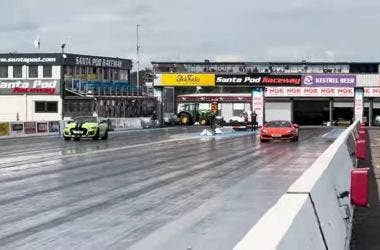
[177,103,210,125]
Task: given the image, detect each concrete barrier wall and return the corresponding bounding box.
[235,121,359,250]
[0,120,62,138]
[0,117,153,139]
[106,117,152,130]
[235,194,325,250]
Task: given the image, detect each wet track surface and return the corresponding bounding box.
[0,127,339,249]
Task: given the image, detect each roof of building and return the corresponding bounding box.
[0,53,132,69]
[151,61,380,65]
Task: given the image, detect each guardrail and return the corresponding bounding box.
[235,120,360,250]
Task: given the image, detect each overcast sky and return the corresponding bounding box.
[1,0,380,69]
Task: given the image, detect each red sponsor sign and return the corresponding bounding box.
[261,76,301,85]
[13,87,56,94]
[24,122,36,134]
[37,122,48,133]
[215,74,301,86]
[265,87,354,97]
[364,88,380,97]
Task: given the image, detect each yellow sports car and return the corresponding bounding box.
[63,116,109,141]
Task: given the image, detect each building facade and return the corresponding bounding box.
[0,53,157,122]
[152,61,380,126]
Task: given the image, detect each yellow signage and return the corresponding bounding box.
[0,122,9,136]
[160,74,215,87]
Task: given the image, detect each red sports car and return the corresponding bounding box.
[260,120,299,142]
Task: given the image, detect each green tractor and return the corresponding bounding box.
[177,103,210,125]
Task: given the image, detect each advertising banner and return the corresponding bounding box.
[265,87,354,97]
[0,122,9,136]
[11,123,24,135]
[354,88,364,122]
[364,88,380,97]
[0,53,132,69]
[24,122,36,134]
[0,53,60,65]
[37,122,48,133]
[215,74,301,86]
[48,121,60,133]
[0,80,60,95]
[159,74,215,87]
[64,54,132,69]
[301,74,356,87]
[252,88,264,125]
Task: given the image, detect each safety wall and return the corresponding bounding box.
[235,194,325,249]
[107,117,152,130]
[0,117,154,138]
[0,120,61,138]
[235,120,359,250]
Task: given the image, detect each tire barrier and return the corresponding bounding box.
[235,120,361,250]
[356,124,366,160]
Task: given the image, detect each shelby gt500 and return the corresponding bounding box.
[63,116,109,141]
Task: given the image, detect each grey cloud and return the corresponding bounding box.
[0,21,39,32]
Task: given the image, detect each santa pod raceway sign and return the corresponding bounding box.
[265,87,354,97]
[0,80,60,95]
[215,74,301,86]
[301,74,356,87]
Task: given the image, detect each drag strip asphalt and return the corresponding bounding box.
[0,126,340,249]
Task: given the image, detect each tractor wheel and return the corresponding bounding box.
[93,129,99,140]
[179,113,191,125]
[199,118,208,126]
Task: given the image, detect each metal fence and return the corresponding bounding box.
[64,97,158,119]
[65,79,147,97]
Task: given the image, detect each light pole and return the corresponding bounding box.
[136,24,140,89]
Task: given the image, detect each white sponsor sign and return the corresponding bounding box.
[364,88,380,97]
[0,80,57,89]
[355,89,364,122]
[252,88,264,125]
[265,87,354,97]
[75,56,122,68]
[0,80,59,95]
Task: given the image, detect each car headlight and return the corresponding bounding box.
[262,129,268,133]
[90,126,97,130]
[287,130,292,133]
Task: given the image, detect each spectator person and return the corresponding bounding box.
[151,110,158,127]
[242,111,249,124]
[251,111,258,131]
[208,111,217,132]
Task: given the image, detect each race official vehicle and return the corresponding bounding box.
[63,116,109,141]
[260,120,299,142]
